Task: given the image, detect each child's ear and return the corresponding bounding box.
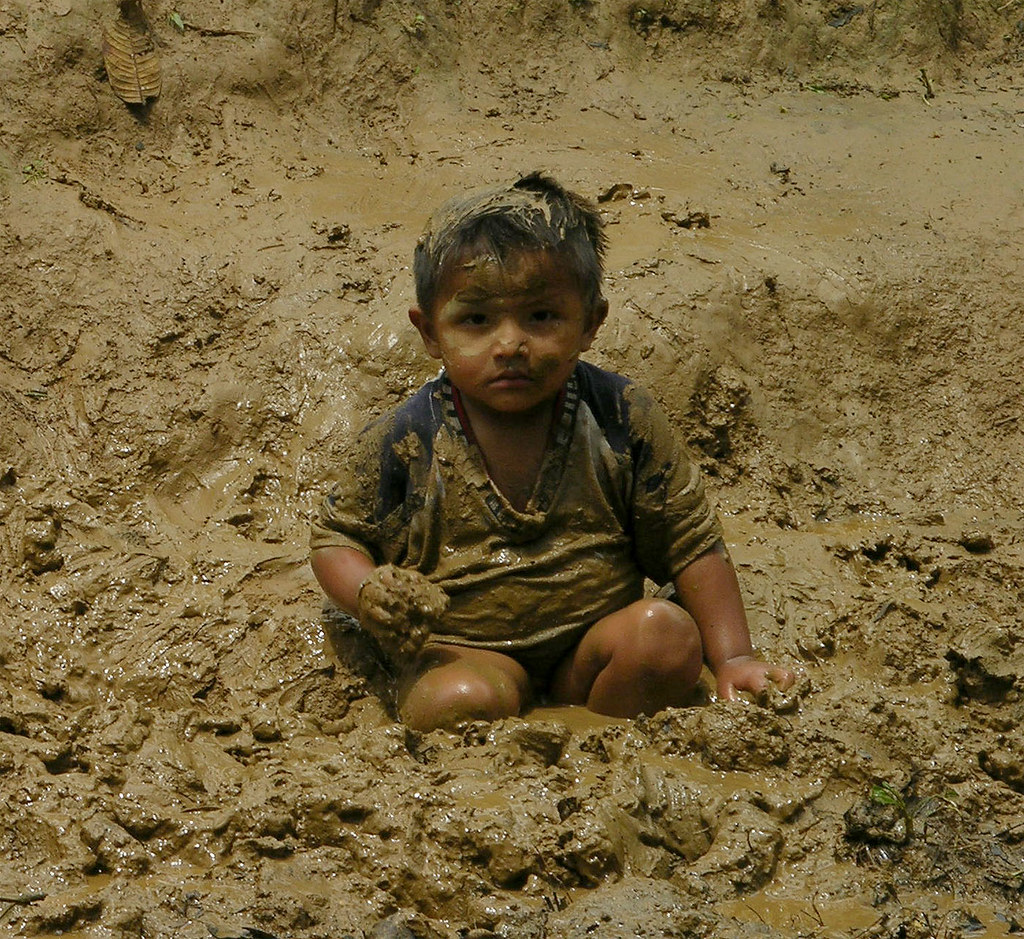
[581,297,609,351]
[409,307,442,359]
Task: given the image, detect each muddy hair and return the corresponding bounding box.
[413,172,608,316]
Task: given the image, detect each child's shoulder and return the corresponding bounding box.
[575,358,631,393]
[576,359,663,403]
[361,373,445,435]
[575,360,662,444]
[350,373,448,474]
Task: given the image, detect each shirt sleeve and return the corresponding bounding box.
[626,384,723,584]
[309,419,394,562]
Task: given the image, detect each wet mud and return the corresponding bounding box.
[2,0,1024,936]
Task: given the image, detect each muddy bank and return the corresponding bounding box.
[2,0,1024,935]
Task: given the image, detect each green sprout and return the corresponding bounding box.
[21,160,46,183]
[404,12,426,35]
[869,781,905,811]
[869,781,959,838]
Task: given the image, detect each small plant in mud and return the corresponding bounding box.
[21,160,46,183]
[630,3,656,32]
[846,779,962,863]
[869,780,958,837]
[403,11,427,36]
[868,780,916,835]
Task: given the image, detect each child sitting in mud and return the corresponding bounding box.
[311,172,794,731]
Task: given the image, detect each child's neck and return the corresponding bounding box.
[458,397,558,512]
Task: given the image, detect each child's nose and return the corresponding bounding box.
[494,322,527,355]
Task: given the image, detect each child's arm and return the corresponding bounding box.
[673,542,794,701]
[311,545,376,616]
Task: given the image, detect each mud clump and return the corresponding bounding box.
[545,876,713,938]
[357,564,450,662]
[696,704,789,770]
[20,510,64,575]
[980,743,1024,793]
[945,621,1024,704]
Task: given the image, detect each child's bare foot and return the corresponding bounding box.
[357,564,449,663]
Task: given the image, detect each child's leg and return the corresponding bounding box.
[550,599,703,717]
[397,644,532,732]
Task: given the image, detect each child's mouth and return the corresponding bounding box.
[489,372,532,388]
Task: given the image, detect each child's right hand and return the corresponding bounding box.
[356,564,449,663]
[715,654,796,702]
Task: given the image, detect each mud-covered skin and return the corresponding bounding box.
[357,564,450,663]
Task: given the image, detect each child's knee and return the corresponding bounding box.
[630,599,702,678]
[399,662,525,731]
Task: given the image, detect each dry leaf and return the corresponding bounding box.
[102,0,161,105]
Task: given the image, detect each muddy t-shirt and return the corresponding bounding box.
[311,360,722,654]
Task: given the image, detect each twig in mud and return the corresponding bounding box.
[78,188,145,228]
[0,893,46,924]
[0,894,46,905]
[851,915,886,939]
[810,892,825,927]
[740,901,767,925]
[181,20,256,37]
[919,69,935,101]
[52,171,145,229]
[873,600,895,622]
[800,814,825,834]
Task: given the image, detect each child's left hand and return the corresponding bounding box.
[715,654,795,702]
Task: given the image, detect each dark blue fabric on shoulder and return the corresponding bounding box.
[573,360,636,458]
[370,376,444,522]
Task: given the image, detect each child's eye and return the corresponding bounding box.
[461,312,489,327]
[531,309,557,323]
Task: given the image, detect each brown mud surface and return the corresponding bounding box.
[2,0,1024,936]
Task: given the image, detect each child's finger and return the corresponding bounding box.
[767,665,796,690]
[716,676,740,702]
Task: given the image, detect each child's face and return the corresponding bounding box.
[410,250,607,418]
